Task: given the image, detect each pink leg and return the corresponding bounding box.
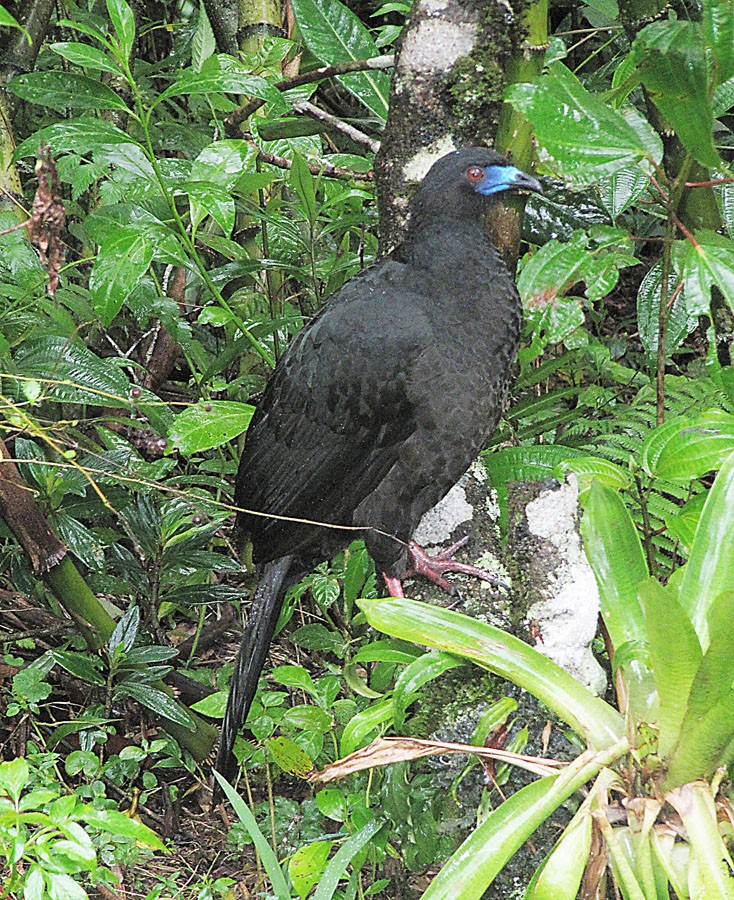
[382,537,508,597]
[382,574,405,598]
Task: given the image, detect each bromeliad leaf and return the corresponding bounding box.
[506,62,663,185]
[169,400,255,454]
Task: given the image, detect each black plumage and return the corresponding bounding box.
[215,148,542,786]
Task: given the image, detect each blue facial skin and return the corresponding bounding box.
[474,164,542,196]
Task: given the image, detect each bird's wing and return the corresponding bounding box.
[235,261,430,563]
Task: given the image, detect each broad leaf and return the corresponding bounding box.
[633,21,719,168]
[580,481,648,649]
[359,597,623,748]
[680,451,734,648]
[637,260,695,365]
[156,55,285,111]
[641,409,734,481]
[8,72,129,112]
[674,232,734,316]
[50,42,122,74]
[90,229,154,326]
[13,118,141,160]
[107,0,135,59]
[14,336,136,408]
[638,579,701,757]
[168,400,255,454]
[118,682,195,728]
[421,744,627,900]
[291,0,389,120]
[704,0,734,84]
[506,62,663,185]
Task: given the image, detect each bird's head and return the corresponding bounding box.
[411,147,543,221]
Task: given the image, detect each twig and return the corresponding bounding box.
[293,99,381,152]
[253,145,373,181]
[226,55,394,129]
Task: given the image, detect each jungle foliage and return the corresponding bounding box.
[2,0,734,897]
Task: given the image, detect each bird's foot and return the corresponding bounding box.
[382,537,509,598]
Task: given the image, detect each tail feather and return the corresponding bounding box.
[214,555,293,790]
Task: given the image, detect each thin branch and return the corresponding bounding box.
[293,99,381,153]
[226,55,394,130]
[253,145,373,181]
[685,177,734,188]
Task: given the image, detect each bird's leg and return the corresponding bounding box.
[407,537,507,594]
[382,574,405,598]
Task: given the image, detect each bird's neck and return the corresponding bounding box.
[398,214,504,274]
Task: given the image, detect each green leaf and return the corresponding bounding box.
[598,167,650,219]
[680,451,734,649]
[642,409,734,480]
[526,805,592,899]
[14,336,135,407]
[213,774,292,900]
[580,480,648,649]
[421,743,627,900]
[191,690,228,717]
[191,141,257,192]
[553,455,632,495]
[637,260,695,365]
[638,579,701,757]
[187,180,235,236]
[50,42,122,74]
[290,151,318,225]
[109,604,139,655]
[118,682,196,729]
[51,651,105,686]
[506,62,663,185]
[393,651,465,729]
[675,232,734,316]
[81,807,166,851]
[291,0,389,120]
[289,840,334,900]
[666,783,734,895]
[484,444,589,486]
[311,819,384,900]
[704,0,734,84]
[664,589,734,786]
[271,665,316,695]
[0,757,30,802]
[107,0,135,59]
[157,55,286,111]
[168,400,255,454]
[266,735,313,777]
[8,72,129,111]
[0,5,26,32]
[340,698,394,755]
[359,597,623,749]
[13,118,141,160]
[192,4,217,72]
[90,229,154,326]
[632,21,719,168]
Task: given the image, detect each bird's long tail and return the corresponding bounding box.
[214,555,294,791]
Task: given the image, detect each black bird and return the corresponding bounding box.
[215,147,542,785]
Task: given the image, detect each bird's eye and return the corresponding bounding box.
[466,166,484,183]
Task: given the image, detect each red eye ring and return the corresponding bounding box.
[466,166,484,183]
